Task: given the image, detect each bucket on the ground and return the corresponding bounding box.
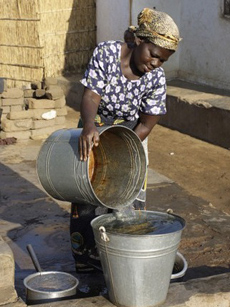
[36,126,147,209]
[91,210,186,307]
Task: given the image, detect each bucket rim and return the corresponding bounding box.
[91,210,186,237]
[96,124,138,136]
[87,125,147,210]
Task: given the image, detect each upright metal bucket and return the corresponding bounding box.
[36,126,146,210]
[91,211,186,307]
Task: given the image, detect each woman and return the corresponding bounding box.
[71,8,181,272]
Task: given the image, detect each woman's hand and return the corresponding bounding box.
[79,123,100,161]
[79,88,101,161]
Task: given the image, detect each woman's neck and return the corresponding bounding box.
[120,43,143,80]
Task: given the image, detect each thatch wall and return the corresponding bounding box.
[0,0,96,87]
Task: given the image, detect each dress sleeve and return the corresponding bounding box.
[80,43,107,96]
[140,68,167,115]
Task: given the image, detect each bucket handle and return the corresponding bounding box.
[171,252,188,280]
[99,226,110,242]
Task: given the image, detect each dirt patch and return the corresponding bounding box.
[148,124,230,215]
[147,124,230,278]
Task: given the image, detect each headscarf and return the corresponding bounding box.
[129,8,181,51]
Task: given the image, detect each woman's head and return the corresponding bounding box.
[123,8,181,75]
[129,8,181,52]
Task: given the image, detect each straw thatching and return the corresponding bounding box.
[0,0,96,87]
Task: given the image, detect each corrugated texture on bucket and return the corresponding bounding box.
[91,211,185,307]
[36,126,147,209]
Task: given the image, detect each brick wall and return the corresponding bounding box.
[0,77,67,141]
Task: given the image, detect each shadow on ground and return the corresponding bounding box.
[0,162,107,303]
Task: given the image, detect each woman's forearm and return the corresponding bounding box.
[134,113,161,141]
[80,88,101,126]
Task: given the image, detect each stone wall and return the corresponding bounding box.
[0,237,18,305]
[0,78,67,141]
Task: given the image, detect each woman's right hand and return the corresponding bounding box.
[78,123,100,161]
[79,87,101,161]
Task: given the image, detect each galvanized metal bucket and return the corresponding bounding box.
[91,210,186,307]
[36,126,147,210]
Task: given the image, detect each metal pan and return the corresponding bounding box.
[23,244,79,305]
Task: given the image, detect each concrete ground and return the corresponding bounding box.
[0,79,230,307]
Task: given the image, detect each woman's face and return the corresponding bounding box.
[133,39,174,74]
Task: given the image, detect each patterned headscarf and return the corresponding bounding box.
[130,8,181,51]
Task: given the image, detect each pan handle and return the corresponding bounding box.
[27,244,42,272]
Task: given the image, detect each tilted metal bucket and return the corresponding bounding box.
[36,126,146,210]
[91,210,186,307]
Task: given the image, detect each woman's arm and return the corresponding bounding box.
[79,87,101,161]
[134,112,161,141]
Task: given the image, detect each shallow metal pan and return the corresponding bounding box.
[23,244,78,305]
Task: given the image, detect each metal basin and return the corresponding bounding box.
[24,271,78,305]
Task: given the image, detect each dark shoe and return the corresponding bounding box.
[87,260,103,272]
[88,247,100,261]
[87,248,102,272]
[75,262,95,273]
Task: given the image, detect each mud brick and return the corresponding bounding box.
[1,88,23,99]
[0,130,31,140]
[32,109,52,120]
[30,124,65,140]
[0,113,7,121]
[45,86,64,100]
[44,77,58,88]
[55,116,66,125]
[32,119,55,129]
[25,98,55,109]
[7,110,34,120]
[54,96,66,108]
[10,105,23,112]
[24,89,35,98]
[2,118,32,132]
[2,97,24,106]
[7,108,57,120]
[1,106,10,114]
[56,106,67,116]
[35,89,46,98]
